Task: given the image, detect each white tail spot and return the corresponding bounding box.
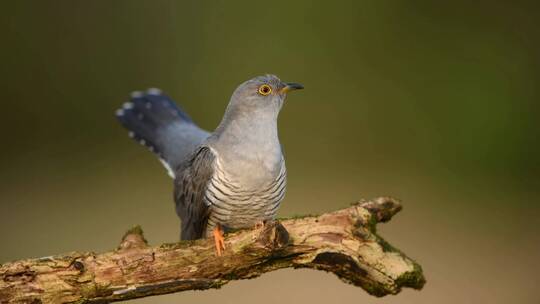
[147,88,162,95]
[123,102,134,110]
[130,91,143,98]
[115,109,124,116]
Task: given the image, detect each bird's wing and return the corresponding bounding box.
[174,146,216,240]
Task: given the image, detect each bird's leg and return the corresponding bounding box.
[212,224,226,256]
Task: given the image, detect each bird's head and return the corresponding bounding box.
[227,74,303,118]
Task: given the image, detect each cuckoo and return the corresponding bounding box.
[116,75,303,255]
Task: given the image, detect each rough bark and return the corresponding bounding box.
[0,197,425,303]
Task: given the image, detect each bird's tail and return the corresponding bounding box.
[116,88,209,177]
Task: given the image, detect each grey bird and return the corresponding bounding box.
[116,75,303,255]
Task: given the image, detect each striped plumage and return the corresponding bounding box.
[116,75,303,244]
[204,149,286,236]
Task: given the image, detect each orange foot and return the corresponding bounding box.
[213,225,226,256]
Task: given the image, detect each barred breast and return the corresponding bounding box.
[204,154,287,237]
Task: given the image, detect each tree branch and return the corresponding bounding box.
[0,197,425,303]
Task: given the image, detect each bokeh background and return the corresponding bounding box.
[1,1,539,303]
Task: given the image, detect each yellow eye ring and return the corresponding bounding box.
[258,84,272,96]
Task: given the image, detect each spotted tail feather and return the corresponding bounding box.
[116,88,210,177]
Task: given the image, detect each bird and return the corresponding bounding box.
[116,74,303,255]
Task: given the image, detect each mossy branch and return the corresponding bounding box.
[0,197,425,303]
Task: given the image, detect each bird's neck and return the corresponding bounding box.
[217,109,280,151]
[211,110,283,179]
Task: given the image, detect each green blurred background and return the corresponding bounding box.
[1,1,539,303]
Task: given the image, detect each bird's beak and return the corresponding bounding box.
[280,82,304,94]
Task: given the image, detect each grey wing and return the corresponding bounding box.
[174,146,216,240]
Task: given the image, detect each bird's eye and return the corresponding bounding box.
[258,84,272,96]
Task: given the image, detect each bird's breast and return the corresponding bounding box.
[204,152,287,236]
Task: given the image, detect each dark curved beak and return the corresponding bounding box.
[280,82,304,94]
